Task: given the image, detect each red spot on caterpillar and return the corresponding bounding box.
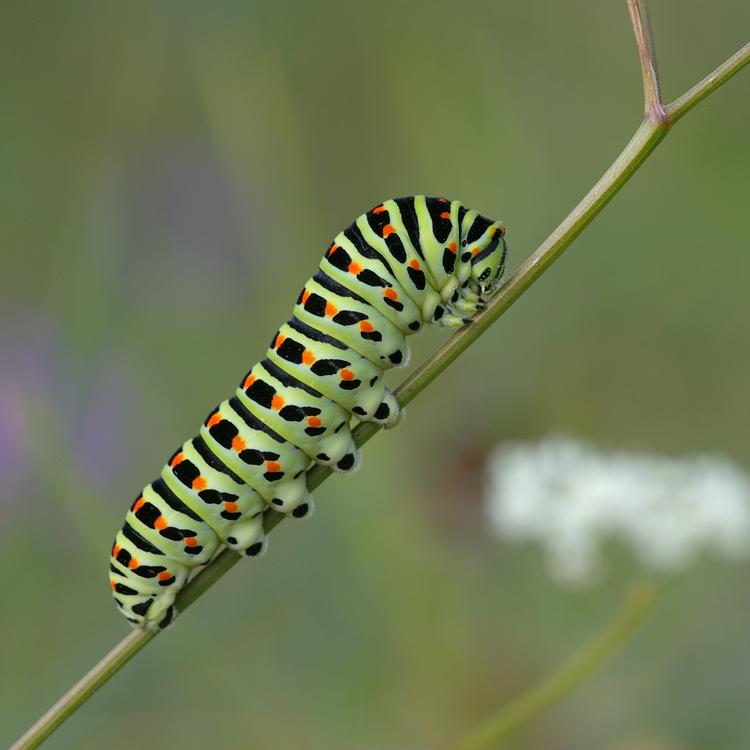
[325,302,338,317]
[243,374,256,390]
[447,242,457,253]
[266,460,281,473]
[133,497,145,512]
[275,334,286,348]
[271,394,285,410]
[348,262,362,275]
[224,501,238,513]
[184,537,198,547]
[231,435,246,452]
[302,349,315,365]
[207,413,222,428]
[372,205,386,214]
[301,290,311,304]
[158,571,172,581]
[307,416,322,428]
[192,477,207,491]
[170,453,184,468]
[112,544,121,557]
[384,288,398,300]
[409,259,420,270]
[154,516,168,531]
[440,211,450,219]
[382,224,396,238]
[340,369,354,381]
[328,243,339,255]
[128,557,139,570]
[359,320,374,332]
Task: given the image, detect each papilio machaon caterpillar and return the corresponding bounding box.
[109,195,508,630]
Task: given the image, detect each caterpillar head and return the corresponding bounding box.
[462,215,508,299]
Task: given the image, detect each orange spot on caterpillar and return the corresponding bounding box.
[301,290,311,304]
[409,259,420,270]
[384,288,398,300]
[231,435,246,452]
[440,211,451,219]
[112,544,121,557]
[372,205,386,214]
[271,394,285,410]
[348,262,362,275]
[328,243,339,256]
[184,537,198,547]
[170,453,184,467]
[243,374,256,390]
[359,320,374,332]
[158,571,172,581]
[110,579,117,590]
[471,247,480,256]
[302,349,315,365]
[154,516,168,531]
[447,242,457,253]
[325,302,338,317]
[266,460,281,472]
[340,369,354,381]
[382,224,396,238]
[192,476,207,491]
[207,412,221,428]
[133,497,145,512]
[307,416,322,428]
[275,334,286,348]
[224,501,238,513]
[128,556,139,570]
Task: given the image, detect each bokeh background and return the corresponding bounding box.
[2,1,749,748]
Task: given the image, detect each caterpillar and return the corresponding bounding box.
[109,196,508,630]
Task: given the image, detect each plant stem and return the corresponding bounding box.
[452,581,660,750]
[627,0,667,121]
[668,41,750,124]
[11,13,750,750]
[10,630,155,750]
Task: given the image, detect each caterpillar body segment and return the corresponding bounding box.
[160,439,266,554]
[237,360,359,470]
[200,399,311,515]
[267,321,400,427]
[110,196,508,630]
[292,277,412,369]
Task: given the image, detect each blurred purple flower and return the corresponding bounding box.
[0,313,60,517]
[117,143,256,294]
[0,311,142,521]
[74,349,139,486]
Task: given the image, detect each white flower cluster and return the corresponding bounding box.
[485,436,750,585]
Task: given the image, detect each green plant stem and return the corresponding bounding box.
[452,581,660,750]
[668,41,750,124]
[10,630,154,750]
[11,19,750,750]
[627,0,666,121]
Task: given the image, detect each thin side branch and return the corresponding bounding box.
[627,0,667,122]
[452,581,660,750]
[667,41,750,124]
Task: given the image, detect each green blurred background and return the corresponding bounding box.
[2,1,749,748]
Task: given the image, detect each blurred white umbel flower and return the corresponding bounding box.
[485,436,750,585]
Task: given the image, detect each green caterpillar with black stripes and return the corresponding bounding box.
[109,196,508,630]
